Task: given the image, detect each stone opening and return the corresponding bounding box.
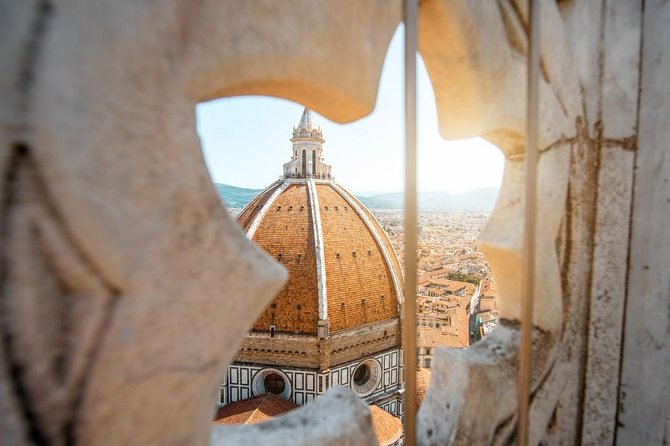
[353,363,371,386]
[199,44,505,440]
[263,373,286,395]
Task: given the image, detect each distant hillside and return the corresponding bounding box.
[215,183,499,212]
[356,195,397,209]
[359,188,500,211]
[215,184,263,208]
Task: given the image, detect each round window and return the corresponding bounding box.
[263,372,286,395]
[252,368,292,400]
[350,359,382,397]
[353,363,371,386]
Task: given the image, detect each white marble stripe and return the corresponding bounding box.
[246,180,289,238]
[307,179,328,320]
[330,183,404,306]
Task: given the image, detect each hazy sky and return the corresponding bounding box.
[197,27,504,194]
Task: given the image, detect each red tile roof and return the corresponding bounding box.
[416,367,432,409]
[215,396,403,445]
[213,393,298,425]
[417,327,469,349]
[317,184,400,332]
[250,184,320,334]
[369,405,403,445]
[238,181,402,335]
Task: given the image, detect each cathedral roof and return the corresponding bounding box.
[237,179,403,335]
[237,107,403,337]
[416,367,432,409]
[369,405,404,446]
[213,397,403,446]
[417,326,469,349]
[213,394,297,425]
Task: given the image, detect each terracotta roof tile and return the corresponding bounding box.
[237,182,281,229]
[343,191,405,285]
[237,181,402,335]
[250,184,319,334]
[213,394,298,426]
[416,367,432,409]
[317,184,400,332]
[215,396,403,445]
[417,327,468,349]
[369,405,403,445]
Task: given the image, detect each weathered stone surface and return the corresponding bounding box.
[418,0,580,148]
[417,1,664,444]
[583,146,634,444]
[417,1,579,442]
[581,2,642,437]
[417,325,518,444]
[617,1,670,443]
[0,1,400,444]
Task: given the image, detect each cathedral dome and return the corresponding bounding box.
[237,179,403,336]
[237,108,403,338]
[222,109,404,428]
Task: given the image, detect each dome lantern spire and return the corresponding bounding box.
[283,107,332,180]
[297,107,317,132]
[292,107,323,140]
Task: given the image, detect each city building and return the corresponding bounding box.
[214,108,406,444]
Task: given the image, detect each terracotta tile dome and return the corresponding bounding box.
[238,179,403,335]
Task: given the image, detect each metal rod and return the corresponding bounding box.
[403,0,418,444]
[518,0,541,445]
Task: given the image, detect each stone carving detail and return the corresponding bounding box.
[1,1,399,444]
[416,1,585,444]
[1,146,117,444]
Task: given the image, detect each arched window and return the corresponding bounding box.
[312,150,316,175]
[301,149,306,176]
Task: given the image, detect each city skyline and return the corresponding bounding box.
[197,26,505,195]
